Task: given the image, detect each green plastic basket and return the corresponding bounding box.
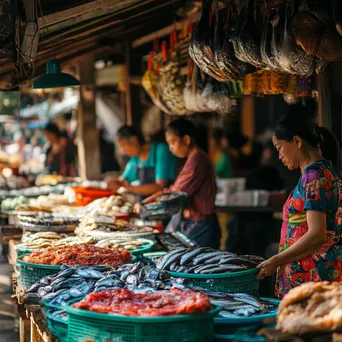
[129,238,155,255]
[14,245,36,257]
[46,310,68,342]
[17,257,61,289]
[169,268,259,294]
[65,299,220,342]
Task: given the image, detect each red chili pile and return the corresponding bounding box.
[72,288,211,316]
[22,244,132,266]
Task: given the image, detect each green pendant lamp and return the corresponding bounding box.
[32,59,80,89]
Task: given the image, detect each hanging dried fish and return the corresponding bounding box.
[201,77,231,115]
[159,50,191,116]
[232,0,264,68]
[183,62,208,113]
[292,0,326,56]
[189,0,228,82]
[141,52,172,114]
[277,0,315,76]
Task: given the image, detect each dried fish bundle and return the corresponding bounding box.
[183,63,208,112]
[189,0,228,82]
[201,77,232,115]
[283,75,298,104]
[232,0,264,68]
[276,0,316,76]
[141,52,172,114]
[214,5,252,81]
[159,58,191,116]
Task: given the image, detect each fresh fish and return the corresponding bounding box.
[241,255,265,264]
[50,277,66,287]
[193,264,218,274]
[39,277,52,286]
[156,248,187,270]
[28,283,42,293]
[54,278,84,291]
[175,266,186,273]
[219,256,255,266]
[55,267,75,279]
[203,254,229,264]
[193,252,228,265]
[50,291,72,306]
[183,265,200,274]
[38,286,53,297]
[180,247,211,265]
[43,289,68,302]
[69,288,83,297]
[69,281,91,298]
[76,267,103,279]
[125,274,139,285]
[120,271,130,282]
[169,262,178,272]
[130,262,144,274]
[145,269,160,280]
[95,278,122,288]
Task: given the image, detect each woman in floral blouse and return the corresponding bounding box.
[256,112,342,298]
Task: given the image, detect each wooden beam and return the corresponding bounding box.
[39,0,176,47]
[40,0,146,34]
[77,55,101,180]
[132,11,201,48]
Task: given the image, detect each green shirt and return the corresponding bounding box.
[121,143,177,183]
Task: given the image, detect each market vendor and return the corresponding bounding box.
[107,125,177,200]
[143,119,221,249]
[43,122,77,177]
[256,112,342,299]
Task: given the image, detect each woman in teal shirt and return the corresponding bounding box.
[108,125,177,200]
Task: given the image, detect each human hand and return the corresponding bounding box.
[142,191,163,204]
[256,257,279,280]
[105,177,123,191]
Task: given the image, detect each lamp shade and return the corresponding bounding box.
[32,59,80,89]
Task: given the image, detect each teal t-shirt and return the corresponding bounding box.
[121,143,177,183]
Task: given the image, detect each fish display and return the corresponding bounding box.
[277,282,342,335]
[22,244,132,266]
[156,248,264,274]
[20,232,66,249]
[198,289,276,318]
[27,261,182,305]
[28,265,114,306]
[86,195,134,215]
[72,288,211,316]
[155,232,197,251]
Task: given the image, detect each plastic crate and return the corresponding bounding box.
[65,300,220,342]
[45,310,68,342]
[14,246,34,257]
[16,257,61,289]
[169,268,259,294]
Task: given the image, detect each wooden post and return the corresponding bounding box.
[19,317,30,342]
[77,55,101,180]
[318,62,342,172]
[240,95,255,155]
[124,41,142,129]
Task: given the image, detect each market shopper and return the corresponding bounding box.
[256,112,342,299]
[143,119,221,249]
[43,122,77,177]
[107,125,177,200]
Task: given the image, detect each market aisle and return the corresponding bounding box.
[0,262,19,342]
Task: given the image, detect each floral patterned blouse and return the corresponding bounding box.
[275,160,342,299]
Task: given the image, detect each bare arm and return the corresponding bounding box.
[257,210,327,279]
[125,180,168,196]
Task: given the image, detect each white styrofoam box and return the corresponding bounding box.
[216,178,246,194]
[215,190,269,207]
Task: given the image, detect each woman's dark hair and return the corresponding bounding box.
[44,122,61,137]
[167,119,208,152]
[275,113,339,167]
[117,125,145,144]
